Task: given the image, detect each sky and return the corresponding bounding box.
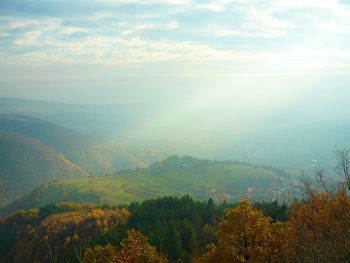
[0,0,349,133]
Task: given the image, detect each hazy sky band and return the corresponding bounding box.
[0,0,349,147]
[0,0,349,115]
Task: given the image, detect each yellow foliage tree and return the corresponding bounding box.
[83,244,117,263]
[112,229,168,263]
[196,200,292,263]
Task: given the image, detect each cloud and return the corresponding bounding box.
[59,27,89,35]
[0,0,349,75]
[5,25,350,75]
[270,0,350,19]
[245,9,295,38]
[14,31,42,46]
[197,0,243,12]
[210,27,253,37]
[8,35,248,64]
[202,18,293,39]
[121,21,179,36]
[93,0,191,5]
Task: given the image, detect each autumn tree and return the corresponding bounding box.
[289,191,350,262]
[83,244,117,263]
[112,229,168,263]
[196,200,292,263]
[0,203,130,263]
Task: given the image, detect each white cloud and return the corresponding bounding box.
[213,28,253,37]
[198,2,226,12]
[121,21,179,36]
[6,32,251,64]
[1,0,350,75]
[93,0,191,5]
[5,20,36,30]
[246,9,295,38]
[273,0,337,9]
[7,26,350,75]
[271,0,350,18]
[136,21,179,30]
[194,4,296,38]
[14,31,42,46]
[197,0,243,12]
[59,27,89,35]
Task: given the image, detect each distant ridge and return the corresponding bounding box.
[0,131,89,207]
[0,114,153,207]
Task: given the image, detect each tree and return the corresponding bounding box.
[126,195,222,262]
[83,244,117,263]
[0,203,130,263]
[112,229,167,263]
[289,191,350,262]
[196,200,292,263]
[334,147,350,190]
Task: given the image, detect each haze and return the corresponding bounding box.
[0,0,350,167]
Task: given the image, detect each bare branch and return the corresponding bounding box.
[334,147,350,190]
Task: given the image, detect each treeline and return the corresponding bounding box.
[0,196,287,263]
[1,190,350,262]
[125,196,288,262]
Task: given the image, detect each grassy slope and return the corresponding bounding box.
[0,156,294,215]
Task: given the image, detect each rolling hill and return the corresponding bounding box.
[0,114,169,174]
[0,155,296,215]
[0,114,115,175]
[0,114,161,207]
[0,131,89,206]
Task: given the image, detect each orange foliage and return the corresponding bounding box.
[4,191,350,263]
[289,191,350,262]
[83,244,117,263]
[196,200,292,263]
[112,229,168,263]
[0,203,130,263]
[82,230,167,263]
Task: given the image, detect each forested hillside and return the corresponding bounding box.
[1,190,348,263]
[0,196,288,263]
